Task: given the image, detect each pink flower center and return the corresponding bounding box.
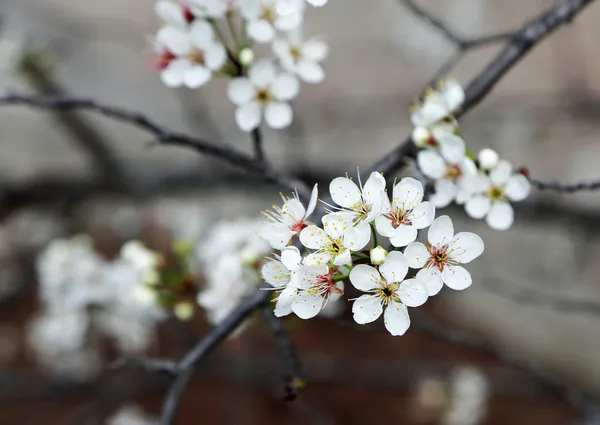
[445,164,462,180]
[183,6,195,23]
[156,50,176,70]
[426,245,449,271]
[311,269,343,296]
[290,220,309,235]
[385,208,410,229]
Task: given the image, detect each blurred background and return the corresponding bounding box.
[1,0,600,424]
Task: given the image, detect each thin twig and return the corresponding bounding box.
[261,307,304,400]
[0,94,311,199]
[251,127,266,166]
[531,177,600,193]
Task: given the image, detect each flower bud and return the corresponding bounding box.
[370,246,388,265]
[239,48,255,66]
[411,127,431,147]
[174,302,195,321]
[478,148,499,170]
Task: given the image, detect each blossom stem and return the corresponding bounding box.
[351,252,369,260]
[333,273,350,282]
[370,222,378,246]
[209,19,241,74]
[225,11,240,54]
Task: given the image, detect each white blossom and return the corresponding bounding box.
[349,251,428,336]
[154,21,226,88]
[300,212,369,266]
[273,32,328,83]
[261,246,303,316]
[443,368,489,425]
[188,0,231,19]
[417,150,478,208]
[277,0,327,13]
[477,148,499,170]
[228,60,300,131]
[464,160,531,230]
[375,177,435,247]
[239,0,304,43]
[290,263,343,319]
[259,184,318,249]
[108,405,159,425]
[404,216,484,296]
[326,171,386,245]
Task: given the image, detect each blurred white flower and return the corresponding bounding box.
[464,160,531,231]
[188,0,231,19]
[108,405,159,425]
[477,148,499,170]
[349,252,428,336]
[273,32,328,83]
[443,367,489,425]
[261,246,303,316]
[228,60,300,131]
[259,184,318,250]
[155,22,226,88]
[239,0,304,43]
[155,0,195,27]
[121,240,162,285]
[375,177,435,247]
[404,216,484,296]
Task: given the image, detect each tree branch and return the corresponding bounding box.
[530,177,600,192]
[251,127,266,166]
[261,307,304,400]
[0,95,311,200]
[369,0,596,177]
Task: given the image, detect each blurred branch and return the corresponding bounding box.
[251,127,266,167]
[369,0,596,177]
[400,0,513,49]
[261,307,304,400]
[530,177,600,192]
[0,95,311,200]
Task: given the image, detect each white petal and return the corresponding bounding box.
[305,184,319,218]
[428,215,454,247]
[398,278,428,307]
[294,265,328,288]
[189,20,214,47]
[349,265,381,291]
[269,73,299,101]
[259,225,294,250]
[352,294,383,324]
[297,60,324,83]
[156,26,191,56]
[434,129,466,164]
[161,59,189,87]
[411,103,447,128]
[465,195,492,219]
[299,225,328,249]
[204,42,227,70]
[307,0,328,5]
[430,179,457,208]
[333,249,352,266]
[409,201,435,229]
[227,78,254,105]
[379,251,409,283]
[303,252,331,266]
[383,301,411,336]
[329,177,361,208]
[505,174,531,202]
[375,215,395,238]
[442,265,472,290]
[282,198,305,221]
[303,39,328,60]
[247,19,276,43]
[265,102,293,129]
[416,267,444,296]
[261,260,289,287]
[490,160,512,185]
[274,12,302,31]
[417,150,446,180]
[292,293,323,319]
[392,177,424,210]
[274,286,296,317]
[486,201,514,231]
[449,232,485,264]
[280,246,302,271]
[183,66,211,88]
[404,242,429,268]
[440,79,465,112]
[322,212,352,239]
[235,101,262,132]
[362,172,386,208]
[155,1,186,27]
[249,59,276,87]
[343,222,371,252]
[389,225,418,248]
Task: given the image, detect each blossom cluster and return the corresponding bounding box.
[152,0,329,131]
[259,173,484,336]
[30,236,166,377]
[411,79,532,230]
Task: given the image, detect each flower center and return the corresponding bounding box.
[290,220,308,235]
[183,6,195,23]
[308,269,343,296]
[445,164,462,180]
[188,49,205,65]
[426,136,438,147]
[261,5,276,22]
[385,207,410,229]
[327,238,344,255]
[256,89,273,103]
[289,45,302,62]
[377,283,398,305]
[352,202,372,223]
[487,185,504,201]
[426,245,451,271]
